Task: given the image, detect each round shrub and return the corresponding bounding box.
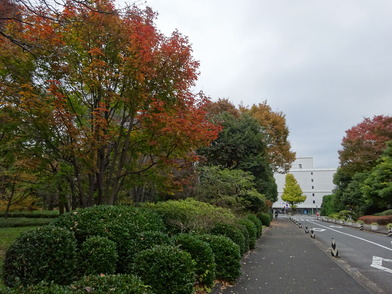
[70,274,153,294]
[173,233,216,288]
[50,205,165,244]
[246,214,263,238]
[257,212,271,227]
[79,236,118,276]
[210,222,246,255]
[121,231,172,273]
[133,245,195,294]
[3,226,77,287]
[198,234,241,282]
[238,218,257,250]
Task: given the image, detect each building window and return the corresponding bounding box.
[299,164,302,169]
[312,186,314,189]
[313,200,315,204]
[311,179,314,182]
[312,193,315,197]
[311,172,313,175]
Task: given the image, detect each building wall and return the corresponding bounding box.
[272,157,336,214]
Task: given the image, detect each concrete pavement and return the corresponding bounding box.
[214,217,375,294]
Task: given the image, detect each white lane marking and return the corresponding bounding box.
[330,225,343,229]
[312,228,326,232]
[371,256,392,274]
[308,221,392,252]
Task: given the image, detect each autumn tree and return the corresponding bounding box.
[241,101,296,173]
[281,173,306,211]
[0,0,220,208]
[332,115,392,213]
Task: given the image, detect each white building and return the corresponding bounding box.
[272,157,337,214]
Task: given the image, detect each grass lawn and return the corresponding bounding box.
[0,226,41,289]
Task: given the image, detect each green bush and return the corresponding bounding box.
[238,218,257,249]
[256,212,271,227]
[50,205,165,243]
[79,236,118,276]
[246,214,262,238]
[134,245,195,294]
[2,226,77,287]
[198,234,241,282]
[173,233,216,288]
[210,222,246,255]
[236,224,250,252]
[376,209,392,216]
[121,231,172,273]
[143,199,236,234]
[50,205,166,274]
[3,281,69,293]
[70,274,153,294]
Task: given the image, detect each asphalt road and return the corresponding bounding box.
[216,217,374,294]
[294,216,392,294]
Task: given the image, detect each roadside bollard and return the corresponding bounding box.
[359,223,364,230]
[305,226,309,233]
[298,222,302,228]
[331,238,340,258]
[388,227,392,237]
[310,228,315,239]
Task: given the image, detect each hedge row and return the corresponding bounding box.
[358,215,392,225]
[3,200,268,293]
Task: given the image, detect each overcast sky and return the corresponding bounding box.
[130,0,392,168]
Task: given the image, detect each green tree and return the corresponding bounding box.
[281,174,306,210]
[362,141,392,211]
[198,113,277,202]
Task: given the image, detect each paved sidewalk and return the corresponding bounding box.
[215,217,373,294]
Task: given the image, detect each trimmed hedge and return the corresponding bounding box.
[198,234,241,282]
[257,212,271,227]
[3,275,153,294]
[134,245,195,294]
[70,274,153,293]
[79,236,118,276]
[2,226,77,287]
[238,218,257,250]
[173,233,216,288]
[246,214,262,238]
[142,199,236,234]
[210,222,247,255]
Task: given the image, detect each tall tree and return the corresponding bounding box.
[0,0,220,208]
[338,115,392,176]
[281,173,306,210]
[362,141,392,210]
[198,112,277,202]
[241,101,296,173]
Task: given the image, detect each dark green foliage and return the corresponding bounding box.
[50,205,165,274]
[198,234,241,282]
[121,231,172,273]
[238,218,257,249]
[50,205,165,243]
[70,274,153,294]
[173,233,216,288]
[134,245,195,294]
[245,214,262,238]
[2,281,69,293]
[236,224,250,252]
[2,226,77,287]
[320,194,343,216]
[210,222,246,255]
[257,212,271,227]
[79,236,118,276]
[238,192,267,213]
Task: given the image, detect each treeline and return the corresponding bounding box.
[321,115,392,217]
[0,0,295,215]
